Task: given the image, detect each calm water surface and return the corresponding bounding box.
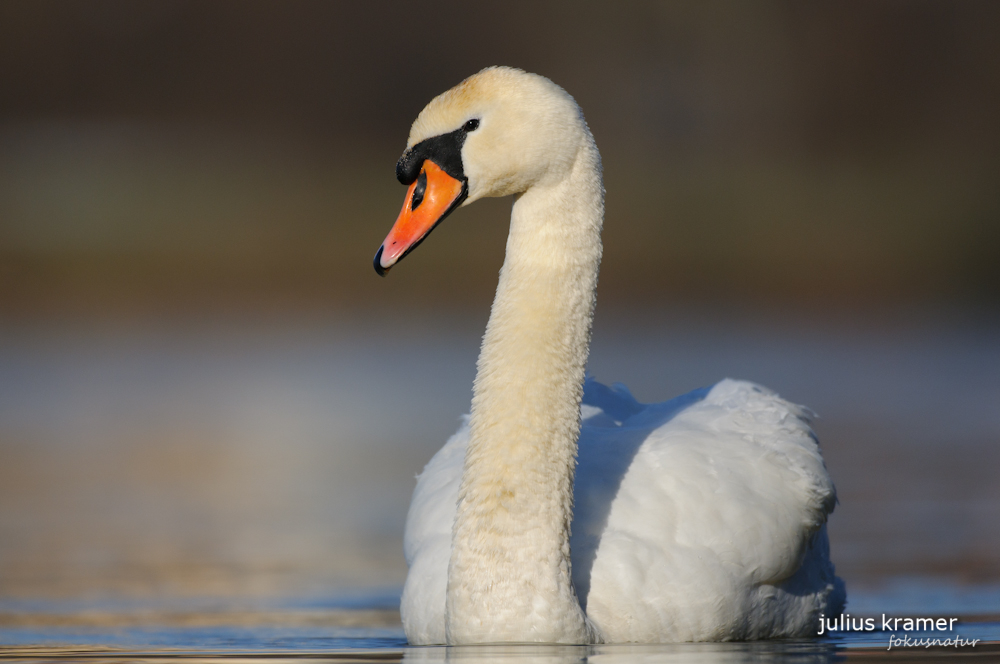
[1,586,998,661]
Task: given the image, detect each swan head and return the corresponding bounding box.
[375,66,589,275]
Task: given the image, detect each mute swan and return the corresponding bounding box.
[374,67,845,645]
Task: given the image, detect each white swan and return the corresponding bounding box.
[374,67,845,645]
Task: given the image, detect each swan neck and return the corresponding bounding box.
[446,138,603,644]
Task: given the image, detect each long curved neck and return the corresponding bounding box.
[446,138,603,644]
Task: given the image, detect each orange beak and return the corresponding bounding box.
[374,160,467,275]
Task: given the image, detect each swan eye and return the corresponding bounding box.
[463,119,480,132]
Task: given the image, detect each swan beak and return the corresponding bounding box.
[374,160,467,276]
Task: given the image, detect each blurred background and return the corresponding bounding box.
[1,0,998,613]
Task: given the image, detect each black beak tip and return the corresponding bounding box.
[373,246,388,277]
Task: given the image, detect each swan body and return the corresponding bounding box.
[375,67,844,645]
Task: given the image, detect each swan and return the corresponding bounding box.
[374,67,845,645]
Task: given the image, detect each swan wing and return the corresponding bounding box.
[576,378,842,642]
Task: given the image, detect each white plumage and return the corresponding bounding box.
[402,379,844,644]
[377,67,844,645]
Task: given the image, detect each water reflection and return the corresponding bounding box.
[403,641,840,663]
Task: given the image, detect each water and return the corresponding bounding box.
[1,308,998,661]
[1,589,998,659]
[1,597,998,661]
